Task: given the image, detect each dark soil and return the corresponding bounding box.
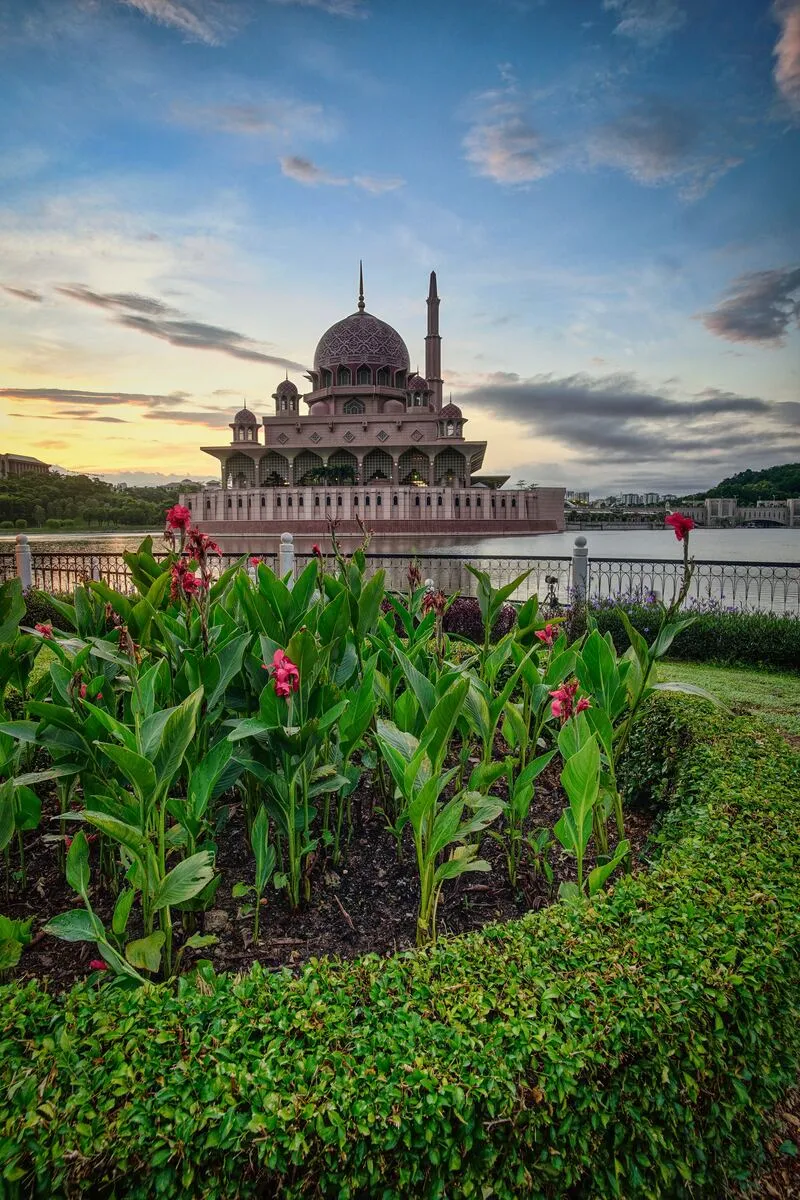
[5,760,657,992]
[733,1083,800,1199]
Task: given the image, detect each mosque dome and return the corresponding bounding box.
[314,311,410,373]
[440,402,463,418]
[407,373,429,392]
[233,407,258,425]
[274,379,298,396]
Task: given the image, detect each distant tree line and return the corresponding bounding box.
[698,463,800,505]
[0,471,200,530]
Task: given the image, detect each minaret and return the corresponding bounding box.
[425,270,443,410]
[358,260,365,313]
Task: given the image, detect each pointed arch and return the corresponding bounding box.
[293,450,324,485]
[363,449,393,482]
[259,452,290,487]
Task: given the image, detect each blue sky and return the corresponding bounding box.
[0,0,798,493]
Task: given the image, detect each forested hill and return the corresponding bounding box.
[701,464,800,504]
[0,471,202,530]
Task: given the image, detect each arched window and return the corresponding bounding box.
[446,420,454,436]
[344,399,365,415]
[337,366,351,386]
[393,495,398,506]
[376,367,389,386]
[356,366,371,385]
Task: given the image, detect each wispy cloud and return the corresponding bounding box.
[700,266,800,345]
[587,98,741,199]
[603,0,686,47]
[117,0,234,45]
[773,0,800,112]
[280,156,404,193]
[1,387,189,408]
[2,285,43,302]
[463,74,556,185]
[461,370,798,465]
[56,286,308,371]
[266,0,369,17]
[172,97,336,142]
[143,408,234,427]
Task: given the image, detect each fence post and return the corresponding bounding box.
[15,533,32,590]
[572,535,588,603]
[90,555,101,582]
[279,532,295,582]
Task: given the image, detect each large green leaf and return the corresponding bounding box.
[66,830,90,900]
[648,680,724,706]
[0,577,25,645]
[125,931,165,973]
[356,570,386,640]
[153,850,215,910]
[95,744,157,800]
[43,908,105,943]
[153,688,203,791]
[561,735,600,830]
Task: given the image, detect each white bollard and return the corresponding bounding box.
[279,531,295,581]
[572,535,588,603]
[15,533,32,590]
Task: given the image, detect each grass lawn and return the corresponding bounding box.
[660,660,800,738]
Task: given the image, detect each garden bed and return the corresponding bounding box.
[2,697,799,1198]
[5,759,656,989]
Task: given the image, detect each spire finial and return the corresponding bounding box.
[358,260,365,312]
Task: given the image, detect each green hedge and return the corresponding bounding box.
[591,603,800,671]
[1,700,799,1198]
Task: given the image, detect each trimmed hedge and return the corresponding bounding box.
[591,602,800,671]
[1,700,799,1198]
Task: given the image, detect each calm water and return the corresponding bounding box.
[2,526,798,563]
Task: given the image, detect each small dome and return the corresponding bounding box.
[275,379,298,395]
[384,398,405,413]
[233,407,258,425]
[407,374,429,392]
[314,311,410,372]
[440,402,463,418]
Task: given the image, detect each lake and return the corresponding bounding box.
[3,526,798,563]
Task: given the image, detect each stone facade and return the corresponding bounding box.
[184,269,565,536]
[682,497,800,528]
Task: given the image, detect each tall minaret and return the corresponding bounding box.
[425,270,443,410]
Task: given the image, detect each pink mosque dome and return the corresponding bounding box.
[439,402,463,418]
[314,311,410,372]
[407,373,429,392]
[274,379,299,396]
[383,397,405,413]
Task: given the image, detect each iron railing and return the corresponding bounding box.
[1,547,797,614]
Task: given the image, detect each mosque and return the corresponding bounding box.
[182,269,564,535]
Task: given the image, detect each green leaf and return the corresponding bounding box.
[648,680,724,707]
[43,909,105,944]
[153,850,215,910]
[96,744,157,800]
[0,780,15,853]
[112,888,135,937]
[0,577,25,644]
[125,931,165,973]
[561,735,600,827]
[66,830,91,900]
[588,840,630,897]
[153,688,203,792]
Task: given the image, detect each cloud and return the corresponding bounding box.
[700,267,800,344]
[266,0,368,16]
[460,370,798,465]
[0,387,189,408]
[603,0,685,47]
[463,79,555,184]
[56,285,308,371]
[773,0,800,112]
[279,155,348,186]
[2,285,43,302]
[117,0,233,45]
[143,408,233,427]
[587,98,741,198]
[55,284,178,315]
[279,156,404,193]
[173,98,335,142]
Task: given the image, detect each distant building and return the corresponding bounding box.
[0,453,49,479]
[643,492,661,505]
[682,497,800,528]
[620,493,643,506]
[183,268,565,535]
[565,490,590,503]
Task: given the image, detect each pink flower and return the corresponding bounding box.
[186,528,220,558]
[271,649,300,699]
[79,683,87,699]
[250,556,260,567]
[89,959,108,972]
[665,512,695,541]
[421,589,447,616]
[65,836,73,850]
[408,561,422,590]
[165,504,192,532]
[35,623,53,639]
[312,544,322,558]
[534,623,558,648]
[549,679,590,723]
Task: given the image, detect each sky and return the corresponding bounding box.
[0,0,798,495]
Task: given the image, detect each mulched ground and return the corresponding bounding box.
[735,1086,800,1199]
[5,758,656,990]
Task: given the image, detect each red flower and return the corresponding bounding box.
[165,504,192,532]
[421,589,447,616]
[79,683,87,699]
[534,623,558,648]
[312,544,322,558]
[89,959,108,972]
[549,679,590,723]
[407,562,422,590]
[186,528,220,558]
[65,836,73,850]
[35,623,53,639]
[249,556,260,567]
[170,561,200,600]
[665,512,695,541]
[270,649,300,698]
